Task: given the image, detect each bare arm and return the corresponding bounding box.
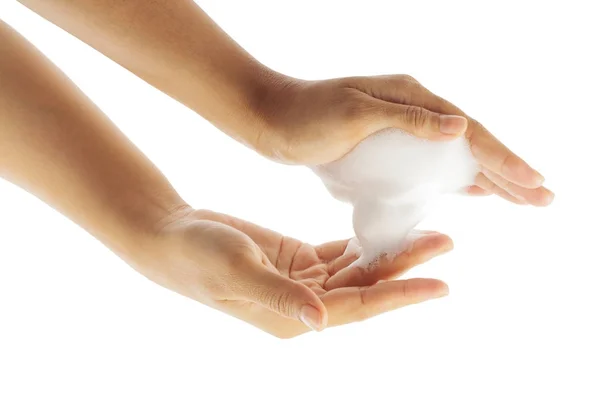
[0,20,188,266]
[0,21,457,337]
[17,0,552,204]
[16,0,280,148]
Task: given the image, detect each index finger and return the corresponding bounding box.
[467,120,545,188]
[324,233,452,290]
[411,85,546,188]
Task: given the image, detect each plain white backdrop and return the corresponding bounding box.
[1,1,598,399]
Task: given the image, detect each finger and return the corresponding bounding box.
[325,232,442,277]
[465,185,492,196]
[239,261,328,331]
[315,239,352,262]
[341,237,362,257]
[324,233,452,290]
[467,123,545,189]
[475,172,528,205]
[482,168,554,206]
[361,76,546,188]
[327,252,360,276]
[417,100,545,188]
[322,278,449,327]
[364,96,468,140]
[399,83,546,188]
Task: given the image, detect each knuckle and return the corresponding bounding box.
[266,290,293,316]
[399,74,419,85]
[404,105,429,130]
[470,118,483,133]
[466,118,483,139]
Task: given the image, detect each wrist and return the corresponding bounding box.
[108,194,193,271]
[245,69,303,160]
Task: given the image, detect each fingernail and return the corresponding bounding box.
[440,115,468,135]
[534,173,545,187]
[299,305,322,332]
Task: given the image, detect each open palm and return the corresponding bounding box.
[188,210,452,338]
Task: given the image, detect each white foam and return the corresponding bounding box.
[312,128,479,267]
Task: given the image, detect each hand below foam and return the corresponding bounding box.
[311,128,479,267]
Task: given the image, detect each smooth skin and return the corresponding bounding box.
[1,1,553,337]
[0,21,452,338]
[18,0,554,206]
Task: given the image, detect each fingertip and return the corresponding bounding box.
[305,294,328,327]
[526,187,554,207]
[437,281,450,297]
[539,187,554,205]
[466,185,492,196]
[413,233,454,254]
[522,171,545,189]
[504,157,545,189]
[442,237,454,253]
[419,279,449,299]
[296,285,328,331]
[308,292,329,329]
[434,233,454,250]
[544,189,555,205]
[315,299,329,329]
[299,304,325,332]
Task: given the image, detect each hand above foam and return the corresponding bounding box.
[312,128,479,267]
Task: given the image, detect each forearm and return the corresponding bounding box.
[18,0,288,148]
[0,21,189,266]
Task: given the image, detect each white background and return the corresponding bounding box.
[1,1,598,399]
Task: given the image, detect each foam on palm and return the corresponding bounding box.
[312,128,479,267]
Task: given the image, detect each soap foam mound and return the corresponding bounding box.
[312,128,479,267]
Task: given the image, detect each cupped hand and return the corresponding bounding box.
[145,209,452,339]
[255,74,553,206]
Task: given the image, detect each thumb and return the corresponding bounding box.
[241,264,328,332]
[370,101,468,140]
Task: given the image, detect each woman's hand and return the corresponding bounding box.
[19,2,552,206]
[255,75,554,206]
[19,2,552,205]
[145,209,453,339]
[0,16,448,340]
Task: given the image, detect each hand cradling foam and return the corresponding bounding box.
[312,128,479,267]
